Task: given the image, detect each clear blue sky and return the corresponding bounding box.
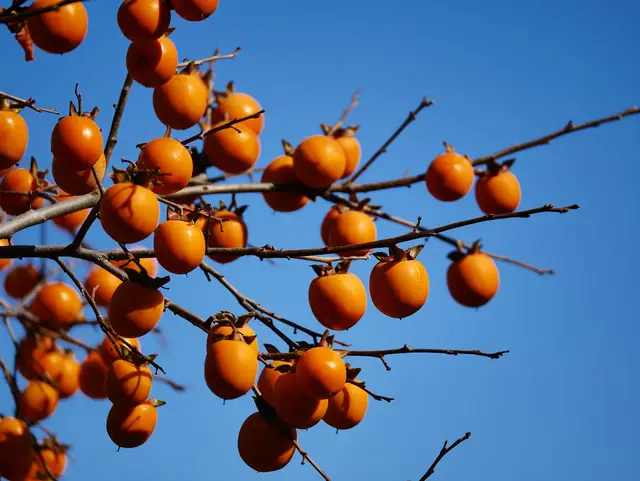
[2,0,639,480]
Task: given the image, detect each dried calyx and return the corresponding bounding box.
[447,239,483,262]
[372,244,424,263]
[310,260,352,278]
[206,310,257,345]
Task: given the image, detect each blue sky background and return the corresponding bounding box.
[1,0,639,480]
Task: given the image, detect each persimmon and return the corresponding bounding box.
[207,323,258,355]
[52,190,90,232]
[28,447,67,479]
[117,0,171,42]
[425,150,474,201]
[106,359,153,405]
[323,381,369,430]
[51,115,103,169]
[26,0,88,54]
[369,249,429,319]
[79,350,108,399]
[237,412,296,473]
[328,209,377,257]
[29,281,84,329]
[0,416,32,478]
[308,267,367,331]
[112,249,158,277]
[137,137,193,195]
[475,167,521,214]
[204,210,248,264]
[107,401,158,448]
[5,263,40,299]
[172,0,219,21]
[153,72,208,130]
[293,135,346,189]
[16,335,56,380]
[52,152,106,195]
[108,281,165,338]
[212,91,264,135]
[55,351,81,399]
[19,380,59,422]
[99,335,142,363]
[295,346,346,399]
[261,155,308,212]
[0,167,41,216]
[84,266,122,307]
[273,372,328,429]
[335,130,361,178]
[204,337,258,400]
[153,220,206,274]
[204,122,261,174]
[0,110,28,169]
[256,361,291,407]
[0,238,12,270]
[99,182,160,244]
[127,35,178,88]
[447,251,500,307]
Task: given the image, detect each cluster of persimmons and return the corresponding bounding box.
[0,0,523,479]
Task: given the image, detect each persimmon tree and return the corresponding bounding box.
[0,1,638,480]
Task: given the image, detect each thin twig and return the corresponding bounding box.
[0,0,84,24]
[0,91,58,114]
[417,432,472,481]
[177,46,242,68]
[348,97,434,182]
[292,439,332,481]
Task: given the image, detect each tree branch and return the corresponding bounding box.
[417,432,472,481]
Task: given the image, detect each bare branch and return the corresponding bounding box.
[417,432,472,481]
[177,46,242,68]
[0,0,84,24]
[0,91,58,114]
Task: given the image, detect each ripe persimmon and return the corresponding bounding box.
[25,446,67,479]
[295,346,346,399]
[4,263,41,299]
[52,152,106,195]
[55,351,81,399]
[204,336,258,400]
[137,137,193,195]
[293,135,346,189]
[0,110,28,169]
[261,155,308,212]
[0,168,41,216]
[237,412,296,473]
[207,323,258,355]
[106,401,158,448]
[204,210,248,264]
[172,0,219,21]
[447,251,499,307]
[274,371,328,429]
[26,0,88,54]
[19,380,59,422]
[425,150,475,201]
[204,122,261,174]
[0,239,12,271]
[475,167,521,214]
[51,115,103,169]
[106,359,153,405]
[126,35,178,88]
[52,190,90,232]
[84,266,123,307]
[0,416,32,478]
[328,209,377,257]
[335,129,361,178]
[153,220,206,274]
[256,361,291,407]
[108,281,165,338]
[212,91,264,135]
[308,267,367,331]
[117,0,171,42]
[78,350,108,399]
[153,72,208,130]
[369,249,429,319]
[323,381,369,430]
[99,335,142,363]
[99,182,160,244]
[28,281,84,329]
